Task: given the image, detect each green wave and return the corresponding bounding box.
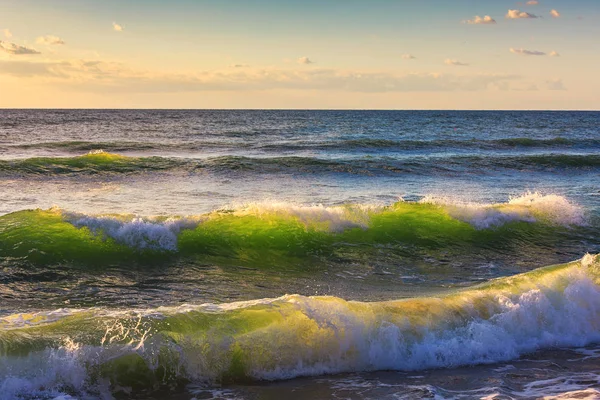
[1,255,599,394]
[2,151,600,177]
[0,195,590,267]
[0,151,180,175]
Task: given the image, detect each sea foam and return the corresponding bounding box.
[64,212,201,251]
[421,192,586,229]
[58,193,587,252]
[1,255,599,396]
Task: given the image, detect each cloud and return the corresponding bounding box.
[36,35,65,45]
[549,51,560,57]
[464,15,497,24]
[0,60,69,77]
[229,64,249,68]
[297,56,314,65]
[550,9,560,18]
[2,29,12,38]
[0,59,520,93]
[510,48,546,56]
[113,22,123,32]
[526,0,539,5]
[506,9,539,19]
[546,79,565,91]
[0,41,41,55]
[401,54,416,60]
[444,59,469,66]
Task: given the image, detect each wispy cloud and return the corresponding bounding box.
[2,29,12,38]
[526,0,539,5]
[463,15,497,24]
[510,48,546,56]
[113,22,123,32]
[36,35,66,45]
[0,59,520,93]
[550,9,561,18]
[444,59,469,66]
[549,51,560,57]
[0,41,40,55]
[229,64,250,68]
[506,9,539,19]
[297,56,314,65]
[401,54,416,60]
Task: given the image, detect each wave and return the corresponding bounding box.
[262,137,600,152]
[0,194,590,265]
[2,151,600,177]
[1,254,599,397]
[0,151,181,175]
[7,137,600,154]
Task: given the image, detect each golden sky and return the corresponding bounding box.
[0,0,598,109]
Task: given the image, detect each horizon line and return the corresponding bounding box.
[1,108,599,112]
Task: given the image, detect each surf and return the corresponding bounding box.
[1,254,599,398]
[0,194,591,266]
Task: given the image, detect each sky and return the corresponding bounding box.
[0,0,598,109]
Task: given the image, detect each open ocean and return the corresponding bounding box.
[1,109,600,400]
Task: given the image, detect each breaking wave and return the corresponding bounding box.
[1,255,599,397]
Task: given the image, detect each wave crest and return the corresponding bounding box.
[1,255,599,395]
[420,192,585,229]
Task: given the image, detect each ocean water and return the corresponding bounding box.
[0,110,599,399]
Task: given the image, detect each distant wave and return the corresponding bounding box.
[1,254,599,397]
[261,137,599,152]
[1,151,600,176]
[5,137,600,153]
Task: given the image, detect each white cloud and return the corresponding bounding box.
[549,51,560,57]
[401,54,416,60]
[506,9,539,19]
[113,22,123,32]
[2,29,12,38]
[550,9,561,18]
[297,56,314,65]
[464,15,497,25]
[36,35,65,45]
[444,59,469,66]
[526,0,539,5]
[229,64,249,68]
[0,40,40,55]
[510,48,546,56]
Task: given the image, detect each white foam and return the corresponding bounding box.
[3,255,600,395]
[64,212,202,251]
[156,255,600,382]
[58,194,585,252]
[421,192,586,229]
[0,338,106,400]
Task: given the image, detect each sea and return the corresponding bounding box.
[0,110,599,400]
